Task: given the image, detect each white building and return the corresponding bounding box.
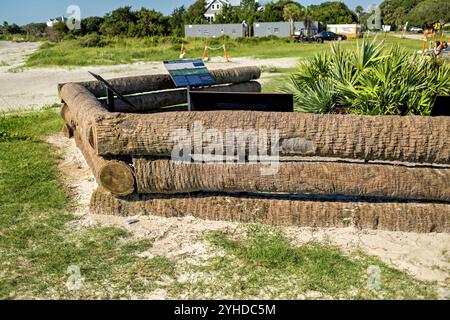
[46,16,66,27]
[204,0,254,22]
[326,24,362,39]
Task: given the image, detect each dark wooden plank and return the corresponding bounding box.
[431,95,450,116]
[189,91,293,112]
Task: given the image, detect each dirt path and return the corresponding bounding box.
[395,34,423,40]
[47,132,450,298]
[0,41,298,111]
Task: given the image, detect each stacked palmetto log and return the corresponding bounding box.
[59,66,450,233]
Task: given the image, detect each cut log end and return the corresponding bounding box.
[98,161,135,196]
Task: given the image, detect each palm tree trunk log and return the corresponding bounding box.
[60,83,109,149]
[132,158,450,201]
[61,100,135,196]
[58,66,261,98]
[90,188,450,233]
[73,129,135,196]
[92,111,450,164]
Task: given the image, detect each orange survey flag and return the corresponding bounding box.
[422,30,428,53]
[179,42,185,59]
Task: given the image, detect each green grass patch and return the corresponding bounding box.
[170,225,438,299]
[0,108,175,299]
[260,67,295,93]
[24,35,423,68]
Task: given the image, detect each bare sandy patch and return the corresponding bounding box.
[0,41,40,71]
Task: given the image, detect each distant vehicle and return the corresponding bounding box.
[312,31,347,43]
[292,33,312,43]
[409,27,423,33]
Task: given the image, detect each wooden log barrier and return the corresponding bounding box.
[90,188,450,233]
[132,158,450,201]
[73,129,135,196]
[58,66,261,97]
[59,83,110,149]
[101,81,261,113]
[60,100,135,196]
[59,79,450,164]
[91,111,450,164]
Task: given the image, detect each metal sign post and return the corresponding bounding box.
[88,71,136,112]
[187,85,192,111]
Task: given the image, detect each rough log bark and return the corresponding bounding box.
[61,98,135,195]
[90,188,450,233]
[93,111,450,164]
[100,81,261,113]
[58,66,261,97]
[132,158,450,201]
[60,83,110,148]
[73,128,135,196]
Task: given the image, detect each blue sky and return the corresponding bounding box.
[0,0,381,25]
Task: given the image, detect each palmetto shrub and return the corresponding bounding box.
[281,37,450,115]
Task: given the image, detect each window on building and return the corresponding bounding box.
[274,27,279,34]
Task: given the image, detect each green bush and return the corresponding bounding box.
[281,37,450,115]
[63,33,76,41]
[0,34,13,41]
[39,42,55,49]
[78,34,111,47]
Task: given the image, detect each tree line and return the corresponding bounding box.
[380,0,449,30]
[0,0,447,40]
[0,1,358,40]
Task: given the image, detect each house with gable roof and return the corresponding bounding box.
[204,0,243,22]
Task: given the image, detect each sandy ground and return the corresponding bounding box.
[0,41,298,111]
[47,132,450,299]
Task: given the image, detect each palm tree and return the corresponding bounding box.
[283,3,302,36]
